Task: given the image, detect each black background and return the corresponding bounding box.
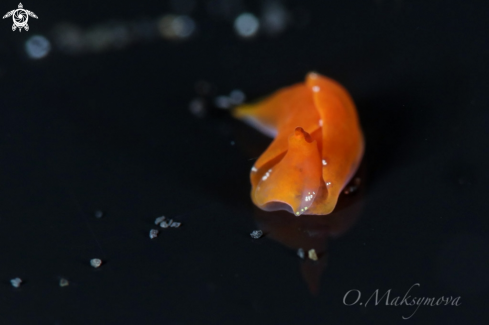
[1,0,488,324]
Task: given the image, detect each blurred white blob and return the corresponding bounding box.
[261,0,290,36]
[234,13,260,38]
[25,35,51,59]
[59,278,69,287]
[149,229,159,239]
[214,95,232,109]
[297,248,305,259]
[90,258,102,268]
[229,89,246,105]
[52,23,86,55]
[250,230,263,239]
[158,15,196,40]
[10,278,22,288]
[154,216,166,225]
[189,98,206,117]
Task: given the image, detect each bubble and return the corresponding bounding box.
[234,13,260,38]
[25,35,51,59]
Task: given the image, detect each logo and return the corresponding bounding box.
[3,3,38,32]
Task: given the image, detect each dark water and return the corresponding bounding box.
[0,0,488,324]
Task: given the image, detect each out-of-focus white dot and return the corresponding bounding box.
[234,13,260,38]
[172,16,196,38]
[215,95,232,109]
[229,89,246,105]
[158,15,196,40]
[261,0,289,36]
[189,98,206,117]
[25,35,51,59]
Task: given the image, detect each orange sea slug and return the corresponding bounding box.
[233,72,364,216]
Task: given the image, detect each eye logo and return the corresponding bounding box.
[3,3,38,32]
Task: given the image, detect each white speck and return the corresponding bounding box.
[295,211,300,216]
[59,278,69,287]
[297,248,305,259]
[215,95,232,109]
[154,216,166,225]
[229,89,246,105]
[250,230,263,239]
[149,229,159,239]
[304,207,308,210]
[94,210,104,218]
[170,222,181,228]
[319,119,323,127]
[322,159,327,166]
[25,35,51,59]
[313,192,315,195]
[90,259,102,268]
[326,182,331,186]
[10,278,22,288]
[308,249,318,261]
[234,13,260,38]
[160,221,170,228]
[251,166,258,172]
[261,168,272,181]
[312,86,320,92]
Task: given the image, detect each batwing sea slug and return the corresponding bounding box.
[233,72,364,216]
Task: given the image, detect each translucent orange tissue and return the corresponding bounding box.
[233,72,364,216]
